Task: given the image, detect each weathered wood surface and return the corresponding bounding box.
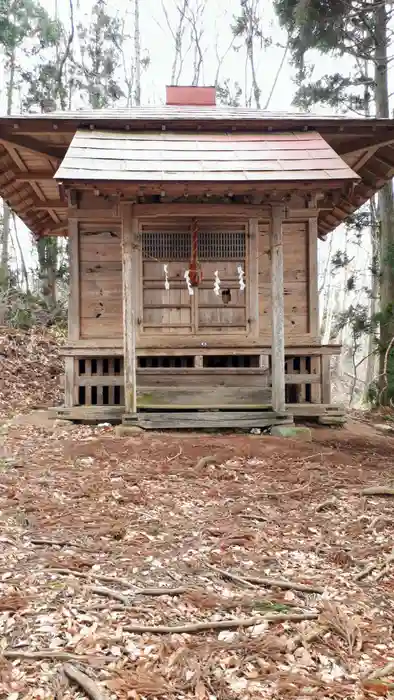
[136,386,272,408]
[68,219,80,341]
[124,411,293,430]
[55,403,344,423]
[121,203,137,413]
[56,129,357,182]
[79,223,122,340]
[59,344,342,356]
[270,205,286,413]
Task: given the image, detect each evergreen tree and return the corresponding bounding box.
[274,0,394,401]
[76,0,124,109]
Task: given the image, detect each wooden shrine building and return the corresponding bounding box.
[2,85,394,429]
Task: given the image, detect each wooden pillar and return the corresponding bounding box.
[68,218,80,341]
[64,218,79,408]
[321,355,332,404]
[270,205,286,413]
[121,203,137,414]
[307,205,319,336]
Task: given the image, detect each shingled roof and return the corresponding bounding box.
[0,105,393,238]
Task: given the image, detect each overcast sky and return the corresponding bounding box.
[1,0,383,303]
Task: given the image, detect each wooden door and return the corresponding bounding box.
[140,218,248,336]
[196,223,248,334]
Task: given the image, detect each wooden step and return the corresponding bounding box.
[123,411,294,430]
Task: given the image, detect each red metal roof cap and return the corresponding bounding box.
[166,86,216,106]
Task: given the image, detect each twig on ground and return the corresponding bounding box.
[209,566,323,594]
[63,663,108,700]
[368,515,391,531]
[124,612,318,635]
[49,567,133,586]
[30,538,76,547]
[138,586,187,596]
[49,568,186,595]
[241,514,269,522]
[167,447,182,462]
[367,661,394,680]
[355,561,377,582]
[205,563,258,588]
[293,624,329,648]
[375,550,394,581]
[361,486,394,497]
[3,649,114,663]
[88,585,130,604]
[258,478,311,499]
[315,498,337,513]
[195,455,217,469]
[355,549,394,582]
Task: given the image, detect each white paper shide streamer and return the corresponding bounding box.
[213,270,221,296]
[163,264,170,291]
[184,269,194,296]
[237,265,246,291]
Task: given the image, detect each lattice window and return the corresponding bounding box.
[142,231,191,260]
[198,231,245,260]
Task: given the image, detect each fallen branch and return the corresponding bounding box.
[49,567,132,586]
[258,479,311,499]
[138,586,187,596]
[355,549,394,582]
[208,565,323,594]
[124,612,318,635]
[88,585,130,604]
[63,663,108,700]
[205,563,257,588]
[367,661,394,680]
[3,649,114,663]
[355,561,377,582]
[30,538,76,547]
[49,568,186,596]
[375,550,394,581]
[361,486,394,497]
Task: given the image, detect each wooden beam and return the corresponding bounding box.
[121,203,137,414]
[132,203,320,219]
[68,219,80,341]
[338,137,394,156]
[270,204,286,413]
[66,207,119,220]
[41,220,68,236]
[32,199,67,210]
[0,131,65,160]
[14,172,56,182]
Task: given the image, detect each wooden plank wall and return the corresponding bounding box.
[73,210,314,345]
[79,222,123,340]
[258,220,309,340]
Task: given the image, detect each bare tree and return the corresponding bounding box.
[134,0,141,105]
[161,0,189,85]
[185,0,205,86]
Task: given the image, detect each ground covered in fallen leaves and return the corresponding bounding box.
[0,326,63,420]
[1,413,394,699]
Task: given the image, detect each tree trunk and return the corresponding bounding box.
[0,45,16,321]
[364,201,379,401]
[37,237,58,308]
[134,0,141,105]
[375,2,394,401]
